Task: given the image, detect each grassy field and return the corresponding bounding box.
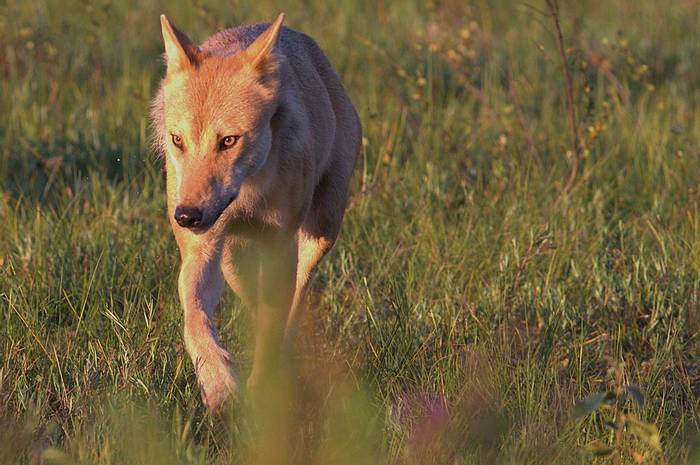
[1,0,699,463]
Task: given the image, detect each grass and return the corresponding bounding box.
[1,0,699,463]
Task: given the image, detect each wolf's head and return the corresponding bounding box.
[155,14,285,230]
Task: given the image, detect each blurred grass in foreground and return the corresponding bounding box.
[1,0,699,463]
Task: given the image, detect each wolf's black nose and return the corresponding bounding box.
[174,206,203,228]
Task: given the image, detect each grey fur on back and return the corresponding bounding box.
[200,23,343,96]
[200,23,273,55]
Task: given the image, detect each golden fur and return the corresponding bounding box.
[151,14,361,410]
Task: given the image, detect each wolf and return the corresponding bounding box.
[150,13,361,410]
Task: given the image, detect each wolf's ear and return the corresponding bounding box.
[160,15,201,73]
[244,13,285,71]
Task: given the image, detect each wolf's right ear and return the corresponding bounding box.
[160,15,201,73]
[244,13,285,71]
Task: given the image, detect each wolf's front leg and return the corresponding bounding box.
[178,245,238,411]
[247,236,297,391]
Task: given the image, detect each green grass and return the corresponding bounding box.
[1,0,699,463]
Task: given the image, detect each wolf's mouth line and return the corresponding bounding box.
[209,194,238,226]
[185,194,237,234]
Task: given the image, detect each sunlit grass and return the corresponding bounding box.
[0,0,699,463]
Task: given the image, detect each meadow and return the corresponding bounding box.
[0,0,699,463]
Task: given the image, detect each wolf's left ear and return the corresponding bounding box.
[160,15,201,73]
[244,13,285,71]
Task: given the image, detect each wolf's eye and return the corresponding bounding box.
[171,134,184,150]
[219,135,240,151]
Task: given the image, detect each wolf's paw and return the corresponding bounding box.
[196,359,238,412]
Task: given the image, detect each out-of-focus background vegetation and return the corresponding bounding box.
[1,0,699,463]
